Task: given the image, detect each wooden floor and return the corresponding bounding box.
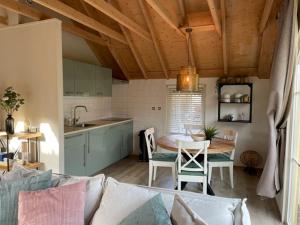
[100,156,282,225]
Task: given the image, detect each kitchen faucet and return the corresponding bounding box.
[73,105,88,126]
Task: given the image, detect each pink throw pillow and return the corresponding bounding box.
[18,181,86,225]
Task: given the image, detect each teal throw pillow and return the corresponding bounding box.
[118,193,172,225]
[0,170,52,225]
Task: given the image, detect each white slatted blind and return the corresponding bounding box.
[167,85,206,134]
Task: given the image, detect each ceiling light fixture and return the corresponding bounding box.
[176,28,199,92]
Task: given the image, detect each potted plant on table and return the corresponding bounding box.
[0,87,25,134]
[204,126,218,143]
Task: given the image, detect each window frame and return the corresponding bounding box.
[165,84,206,135]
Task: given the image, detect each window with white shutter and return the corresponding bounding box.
[166,85,206,134]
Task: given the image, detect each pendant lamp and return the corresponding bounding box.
[176,28,199,92]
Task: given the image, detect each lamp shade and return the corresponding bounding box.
[176,66,199,92]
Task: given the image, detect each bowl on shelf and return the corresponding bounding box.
[191,134,206,141]
[221,98,231,103]
[233,93,243,103]
[221,93,231,103]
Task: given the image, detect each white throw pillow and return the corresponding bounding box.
[171,194,208,225]
[90,177,160,225]
[234,199,251,225]
[58,174,105,225]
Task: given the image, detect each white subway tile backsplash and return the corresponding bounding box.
[64,96,112,123]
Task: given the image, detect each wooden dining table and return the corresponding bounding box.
[157,134,235,154]
[156,134,235,195]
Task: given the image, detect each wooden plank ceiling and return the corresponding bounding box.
[0,0,282,80]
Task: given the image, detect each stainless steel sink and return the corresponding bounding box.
[75,123,97,128]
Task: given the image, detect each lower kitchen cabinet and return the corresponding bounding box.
[64,121,133,176]
[85,127,106,176]
[121,122,133,158]
[64,133,86,176]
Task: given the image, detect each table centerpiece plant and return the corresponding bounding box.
[204,126,218,143]
[0,87,25,134]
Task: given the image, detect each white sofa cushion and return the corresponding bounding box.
[171,194,208,225]
[57,174,105,225]
[91,177,250,225]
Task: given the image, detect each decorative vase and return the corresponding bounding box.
[5,114,14,134]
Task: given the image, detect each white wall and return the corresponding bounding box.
[0,19,64,173]
[62,31,100,66]
[112,77,270,167]
[63,96,111,123]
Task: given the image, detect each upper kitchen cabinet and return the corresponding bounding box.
[94,67,112,96]
[63,58,112,97]
[63,59,76,96]
[75,61,95,96]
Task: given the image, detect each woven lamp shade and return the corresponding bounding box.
[176,66,199,92]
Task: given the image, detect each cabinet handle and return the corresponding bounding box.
[87,135,90,154]
[65,133,83,139]
[83,143,86,167]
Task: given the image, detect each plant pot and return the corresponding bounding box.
[5,114,14,134]
[206,138,212,144]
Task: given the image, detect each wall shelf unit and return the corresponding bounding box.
[217,83,253,123]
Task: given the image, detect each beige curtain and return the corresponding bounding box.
[257,0,298,198]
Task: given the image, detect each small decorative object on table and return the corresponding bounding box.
[204,126,218,143]
[0,87,25,134]
[240,150,262,176]
[186,127,206,142]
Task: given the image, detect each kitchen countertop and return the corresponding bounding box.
[64,118,133,135]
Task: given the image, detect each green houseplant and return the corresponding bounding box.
[204,126,218,142]
[0,87,25,134]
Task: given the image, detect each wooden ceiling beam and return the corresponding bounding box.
[175,1,196,67]
[144,0,185,38]
[180,11,216,32]
[0,0,109,47]
[83,0,152,42]
[206,0,222,37]
[107,42,131,80]
[62,23,107,46]
[78,0,130,80]
[0,0,44,20]
[138,0,168,79]
[259,0,274,34]
[0,15,7,25]
[177,0,186,25]
[32,0,127,44]
[85,41,108,65]
[120,26,148,79]
[221,0,228,75]
[180,25,215,32]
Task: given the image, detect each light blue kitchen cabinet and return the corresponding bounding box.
[63,59,76,96]
[94,67,112,96]
[63,58,112,97]
[121,122,133,158]
[104,125,123,165]
[86,128,104,175]
[75,61,95,96]
[64,121,133,176]
[64,133,86,176]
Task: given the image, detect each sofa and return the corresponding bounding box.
[54,173,251,225]
[0,165,251,225]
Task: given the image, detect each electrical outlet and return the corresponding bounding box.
[158,107,161,110]
[152,107,155,110]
